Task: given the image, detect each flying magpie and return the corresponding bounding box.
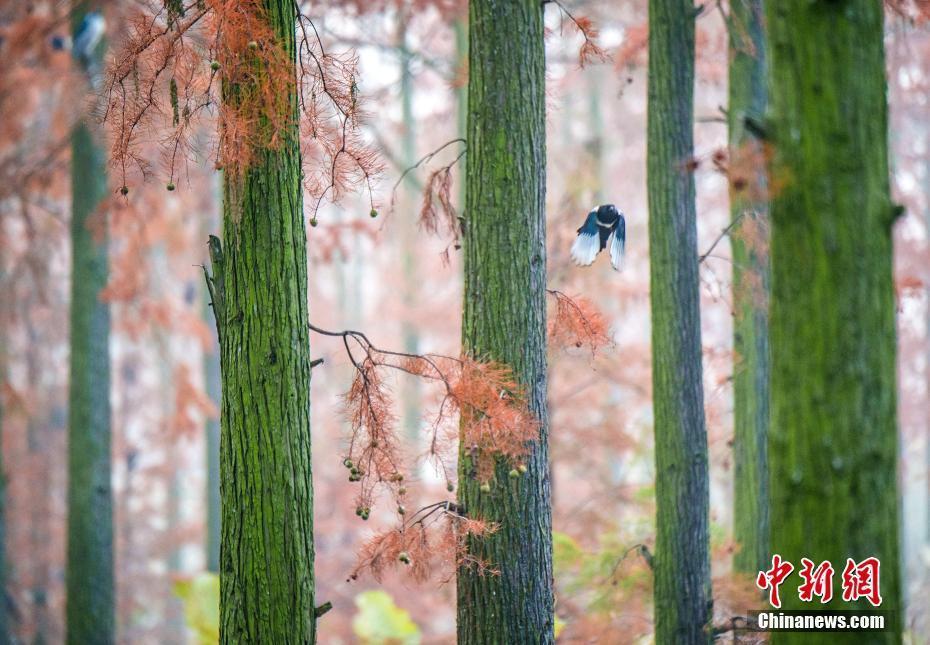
[570,204,625,271]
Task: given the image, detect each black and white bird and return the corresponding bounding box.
[570,204,626,271]
[72,11,105,66]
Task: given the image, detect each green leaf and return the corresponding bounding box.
[173,573,219,644]
[553,530,584,570]
[351,590,421,645]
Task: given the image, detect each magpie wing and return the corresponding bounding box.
[570,211,600,267]
[608,214,626,271]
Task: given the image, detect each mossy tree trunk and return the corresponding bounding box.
[0,254,7,644]
[456,0,552,643]
[214,1,316,641]
[647,0,711,642]
[203,183,222,574]
[766,2,900,642]
[727,0,770,575]
[67,3,114,642]
[204,306,221,575]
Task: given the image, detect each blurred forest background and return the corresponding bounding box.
[1,0,929,643]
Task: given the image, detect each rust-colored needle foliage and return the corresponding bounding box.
[102,0,379,212]
[547,289,613,357]
[351,505,497,584]
[320,285,612,585]
[311,322,541,582]
[329,329,540,506]
[886,0,930,22]
[546,1,608,66]
[450,357,539,482]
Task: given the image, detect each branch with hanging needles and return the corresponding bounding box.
[542,0,609,65]
[390,137,466,198]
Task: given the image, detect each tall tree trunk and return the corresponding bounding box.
[203,179,222,574]
[766,2,900,641]
[204,296,221,574]
[0,249,8,645]
[647,1,711,642]
[925,156,930,549]
[214,1,316,641]
[727,0,770,576]
[456,0,552,643]
[454,16,467,210]
[67,4,114,642]
[397,11,420,443]
[26,335,51,645]
[157,325,185,642]
[587,68,605,204]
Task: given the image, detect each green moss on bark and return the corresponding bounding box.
[766,2,901,643]
[66,4,114,642]
[456,1,552,643]
[647,0,712,642]
[216,1,316,642]
[727,0,770,575]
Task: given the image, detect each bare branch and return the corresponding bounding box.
[699,210,747,264]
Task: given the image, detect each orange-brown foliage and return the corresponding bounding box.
[311,319,541,585]
[350,504,496,584]
[451,357,540,482]
[886,0,930,22]
[103,0,379,214]
[545,3,609,67]
[547,290,613,357]
[343,356,407,510]
[615,22,648,69]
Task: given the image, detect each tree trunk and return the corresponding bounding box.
[26,337,51,645]
[0,251,8,645]
[647,1,711,642]
[727,0,770,576]
[203,181,221,575]
[215,1,316,641]
[454,16,467,210]
[766,2,900,642]
[204,308,221,575]
[67,4,114,642]
[456,0,552,643]
[587,68,605,204]
[397,11,420,443]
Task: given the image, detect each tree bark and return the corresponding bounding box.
[766,2,901,642]
[647,0,712,642]
[727,0,770,576]
[455,0,552,643]
[66,4,114,642]
[203,181,222,575]
[204,310,221,575]
[454,16,467,210]
[397,11,421,443]
[215,1,316,641]
[0,249,8,645]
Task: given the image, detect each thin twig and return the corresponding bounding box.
[391,138,466,196]
[699,211,748,264]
